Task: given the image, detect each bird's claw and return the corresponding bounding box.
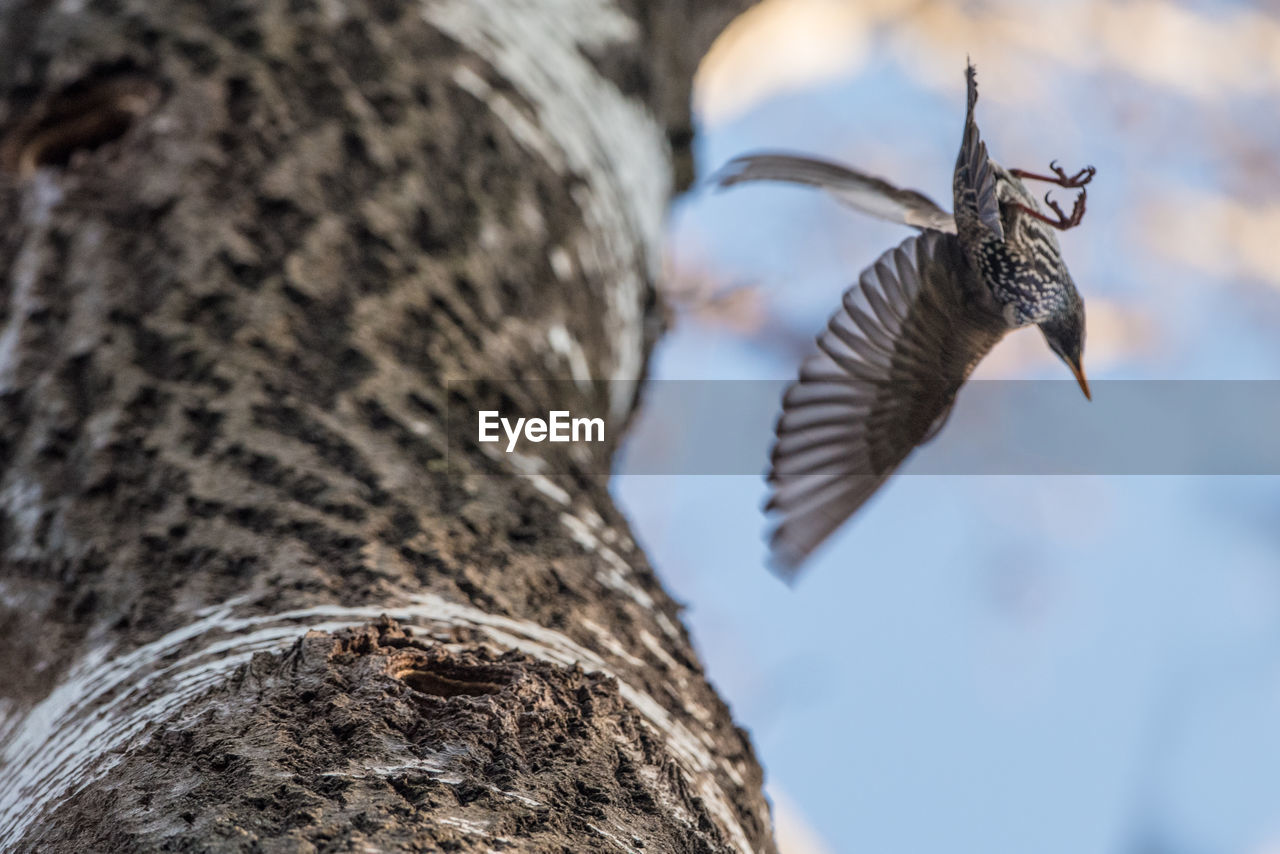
[1045,187,1087,228]
[1014,186,1087,230]
[1009,158,1093,229]
[1047,159,1096,188]
[1011,160,1096,189]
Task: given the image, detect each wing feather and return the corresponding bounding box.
[767,231,1006,576]
[713,152,957,234]
[768,476,890,573]
[844,300,899,354]
[861,279,905,328]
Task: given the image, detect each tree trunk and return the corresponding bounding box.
[0,1,773,851]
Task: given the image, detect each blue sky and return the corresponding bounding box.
[613,3,1280,851]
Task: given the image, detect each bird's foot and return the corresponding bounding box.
[1009,160,1093,229]
[1014,187,1088,230]
[1010,160,1096,188]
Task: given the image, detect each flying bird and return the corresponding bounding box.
[714,62,1095,575]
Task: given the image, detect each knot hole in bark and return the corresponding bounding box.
[1,73,160,177]
[392,658,508,699]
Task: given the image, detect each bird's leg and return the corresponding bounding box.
[1013,187,1088,230]
[1009,159,1093,229]
[1009,159,1096,188]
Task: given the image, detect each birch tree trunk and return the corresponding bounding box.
[0,1,774,851]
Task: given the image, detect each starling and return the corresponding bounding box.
[714,62,1094,574]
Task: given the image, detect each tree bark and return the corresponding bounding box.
[0,1,772,851]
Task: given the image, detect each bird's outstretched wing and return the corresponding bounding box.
[767,230,1005,575]
[953,62,1004,241]
[713,152,956,234]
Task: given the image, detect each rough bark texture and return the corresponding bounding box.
[0,1,771,851]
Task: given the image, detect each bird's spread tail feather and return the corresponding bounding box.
[966,58,978,118]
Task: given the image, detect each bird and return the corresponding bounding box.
[713,61,1095,575]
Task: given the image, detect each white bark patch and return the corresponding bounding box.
[526,473,572,506]
[639,630,689,686]
[491,786,543,809]
[581,619,647,669]
[546,322,593,389]
[511,456,677,642]
[321,744,543,807]
[0,592,752,853]
[438,816,500,839]
[450,66,564,171]
[557,510,681,641]
[0,479,44,560]
[422,0,669,419]
[588,822,642,854]
[549,247,575,281]
[320,742,472,783]
[559,512,657,612]
[26,170,64,226]
[510,458,688,648]
[322,762,462,784]
[0,174,63,393]
[0,699,17,750]
[504,451,548,476]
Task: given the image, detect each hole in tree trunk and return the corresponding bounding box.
[395,664,506,698]
[1,74,161,177]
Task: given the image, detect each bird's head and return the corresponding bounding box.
[1039,301,1090,400]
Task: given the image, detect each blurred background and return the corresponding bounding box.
[611,1,1280,852]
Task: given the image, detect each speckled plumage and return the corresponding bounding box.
[954,65,1084,333]
[715,61,1094,574]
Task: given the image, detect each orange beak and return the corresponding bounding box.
[1069,360,1091,401]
